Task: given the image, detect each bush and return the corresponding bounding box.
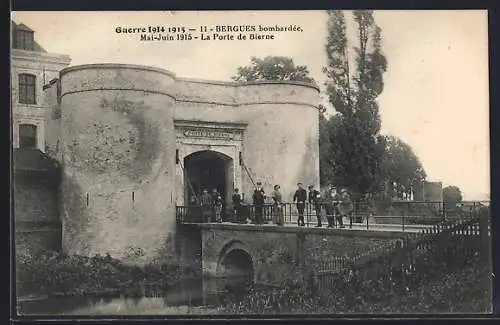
[218,253,491,314]
[16,252,201,298]
[218,232,490,315]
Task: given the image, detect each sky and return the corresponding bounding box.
[11,10,490,200]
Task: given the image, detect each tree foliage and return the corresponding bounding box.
[443,186,463,204]
[322,10,388,197]
[380,136,427,199]
[232,56,316,83]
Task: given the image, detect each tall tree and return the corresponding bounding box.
[443,185,463,204]
[323,10,388,198]
[232,56,315,83]
[380,135,427,199]
[319,111,338,186]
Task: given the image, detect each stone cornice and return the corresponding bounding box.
[59,88,320,110]
[174,119,248,130]
[60,63,176,78]
[177,76,320,92]
[197,223,408,239]
[58,64,321,111]
[60,63,320,91]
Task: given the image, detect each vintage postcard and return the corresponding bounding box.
[11,10,491,316]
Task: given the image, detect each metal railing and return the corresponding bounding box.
[176,201,490,232]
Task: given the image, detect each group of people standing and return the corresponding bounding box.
[190,182,354,227]
[291,182,353,228]
[239,182,354,227]
[196,188,224,223]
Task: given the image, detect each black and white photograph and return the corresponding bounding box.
[11,10,491,316]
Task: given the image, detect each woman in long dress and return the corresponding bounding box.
[272,184,284,226]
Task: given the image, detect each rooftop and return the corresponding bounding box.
[11,20,47,53]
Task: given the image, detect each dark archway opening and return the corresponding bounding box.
[184,150,233,211]
[217,249,254,300]
[19,124,37,149]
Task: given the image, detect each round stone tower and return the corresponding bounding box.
[237,81,321,202]
[58,64,177,262]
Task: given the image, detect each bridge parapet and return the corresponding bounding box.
[196,223,408,287]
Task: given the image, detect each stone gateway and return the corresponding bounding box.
[43,63,321,262]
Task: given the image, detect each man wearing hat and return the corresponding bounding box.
[324,184,342,228]
[252,182,266,225]
[293,182,307,226]
[308,185,322,227]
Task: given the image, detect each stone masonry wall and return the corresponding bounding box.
[14,175,59,223]
[200,225,299,285]
[200,225,404,287]
[48,63,320,264]
[57,65,177,263]
[14,174,61,257]
[174,80,320,203]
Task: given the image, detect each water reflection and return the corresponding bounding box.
[18,275,253,316]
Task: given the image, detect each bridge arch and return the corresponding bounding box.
[216,240,254,278]
[216,240,254,296]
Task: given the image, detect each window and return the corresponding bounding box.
[14,30,34,51]
[18,74,36,104]
[19,124,37,149]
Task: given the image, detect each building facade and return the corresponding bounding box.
[11,21,71,152]
[12,21,71,257]
[43,63,321,262]
[413,181,444,202]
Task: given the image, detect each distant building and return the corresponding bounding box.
[413,181,443,202]
[11,21,71,152]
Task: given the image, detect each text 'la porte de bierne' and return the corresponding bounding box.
[115,24,304,42]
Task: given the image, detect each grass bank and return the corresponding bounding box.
[219,256,491,314]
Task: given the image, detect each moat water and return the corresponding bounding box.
[17,276,253,316]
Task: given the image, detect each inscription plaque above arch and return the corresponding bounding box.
[183,128,234,140]
[174,119,248,141]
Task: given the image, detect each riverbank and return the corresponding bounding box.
[16,252,201,298]
[219,255,491,314]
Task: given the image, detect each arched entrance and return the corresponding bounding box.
[217,248,254,299]
[184,150,234,207]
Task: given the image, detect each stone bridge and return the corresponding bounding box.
[175,223,413,287]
